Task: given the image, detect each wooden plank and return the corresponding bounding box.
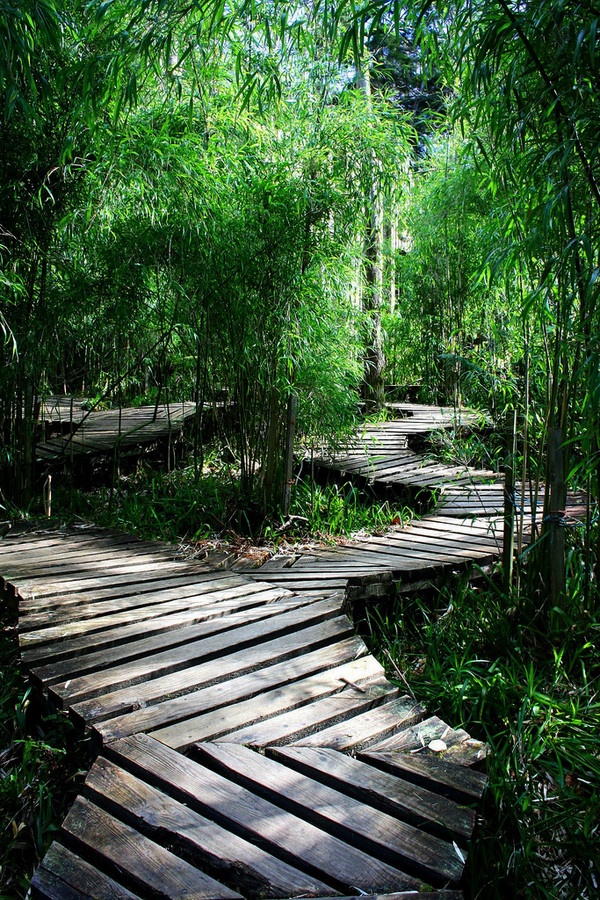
[93,635,370,743]
[292,541,488,568]
[71,615,355,722]
[61,796,242,899]
[50,596,342,706]
[215,676,398,747]
[9,552,191,589]
[36,404,198,460]
[359,524,502,551]
[195,742,465,885]
[15,563,215,600]
[30,592,319,684]
[30,842,142,899]
[292,697,427,751]
[84,755,334,898]
[20,582,284,647]
[20,587,295,666]
[20,574,280,630]
[394,525,501,545]
[244,575,350,590]
[18,569,234,614]
[361,750,487,804]
[152,655,387,750]
[0,535,171,569]
[10,559,207,599]
[105,733,421,893]
[271,745,475,841]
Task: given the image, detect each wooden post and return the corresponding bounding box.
[545,427,567,614]
[502,410,517,592]
[43,475,52,517]
[282,393,298,517]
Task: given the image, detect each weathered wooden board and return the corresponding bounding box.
[18,569,237,615]
[84,755,333,897]
[292,696,427,751]
[150,656,388,750]
[49,596,343,707]
[271,745,475,841]
[13,563,218,601]
[21,587,296,667]
[29,592,320,685]
[20,582,286,649]
[105,733,422,893]
[91,634,369,743]
[36,403,198,460]
[20,574,280,630]
[71,615,355,725]
[213,675,398,748]
[361,750,488,804]
[30,841,143,899]
[194,742,464,884]
[368,716,471,754]
[60,795,243,899]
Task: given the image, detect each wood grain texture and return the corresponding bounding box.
[105,734,421,893]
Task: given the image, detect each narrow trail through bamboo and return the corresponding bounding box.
[4,403,579,900]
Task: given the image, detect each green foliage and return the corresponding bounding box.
[59,462,236,542]
[289,478,412,537]
[365,569,600,899]
[427,426,504,472]
[0,604,86,898]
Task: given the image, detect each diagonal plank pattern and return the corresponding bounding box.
[1,523,487,900]
[36,402,198,460]
[241,514,504,594]
[312,406,494,492]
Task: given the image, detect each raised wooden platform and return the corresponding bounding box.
[241,514,503,593]
[313,410,495,495]
[1,528,488,899]
[36,402,198,460]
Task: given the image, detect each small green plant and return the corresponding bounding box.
[55,462,238,543]
[427,427,504,472]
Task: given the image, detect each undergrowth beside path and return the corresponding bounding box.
[365,573,600,899]
[0,605,90,899]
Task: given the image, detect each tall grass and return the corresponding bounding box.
[289,479,412,537]
[365,569,600,899]
[55,468,413,545]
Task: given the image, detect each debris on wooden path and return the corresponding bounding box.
[1,526,488,900]
[240,514,504,594]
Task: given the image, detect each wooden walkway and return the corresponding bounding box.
[241,514,503,594]
[36,402,198,460]
[2,527,487,900]
[313,407,495,494]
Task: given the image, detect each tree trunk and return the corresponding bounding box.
[358,61,385,413]
[543,427,567,627]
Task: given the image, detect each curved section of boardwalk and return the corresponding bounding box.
[36,401,198,460]
[313,406,495,493]
[2,527,486,900]
[242,514,504,594]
